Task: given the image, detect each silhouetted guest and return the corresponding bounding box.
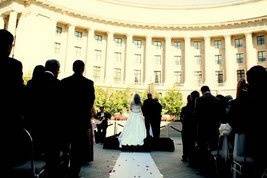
[228,79,248,133]
[216,94,228,123]
[180,91,200,162]
[41,59,62,177]
[142,93,154,137]
[0,29,25,170]
[245,66,267,177]
[195,86,224,167]
[25,65,46,155]
[96,106,111,143]
[151,98,162,138]
[180,95,192,162]
[61,60,95,178]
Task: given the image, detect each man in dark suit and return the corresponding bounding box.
[142,93,154,138]
[151,98,162,138]
[61,60,95,178]
[39,59,63,177]
[96,106,111,143]
[195,86,224,167]
[0,29,26,171]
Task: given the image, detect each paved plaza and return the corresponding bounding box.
[81,122,215,178]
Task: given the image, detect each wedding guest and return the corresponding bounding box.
[0,29,25,171]
[61,60,95,178]
[96,106,111,143]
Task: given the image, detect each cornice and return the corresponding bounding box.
[96,0,262,10]
[2,0,267,30]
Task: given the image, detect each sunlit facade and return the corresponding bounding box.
[1,0,267,98]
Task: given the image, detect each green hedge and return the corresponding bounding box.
[95,87,183,117]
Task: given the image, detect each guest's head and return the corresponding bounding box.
[200,86,210,95]
[0,29,14,59]
[134,93,141,105]
[100,106,104,112]
[186,95,191,105]
[190,90,200,106]
[246,65,267,91]
[236,78,247,98]
[147,93,152,99]
[32,65,45,80]
[73,60,85,75]
[45,59,60,78]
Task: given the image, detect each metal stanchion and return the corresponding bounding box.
[114,119,117,135]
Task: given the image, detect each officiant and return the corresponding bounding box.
[96,106,111,143]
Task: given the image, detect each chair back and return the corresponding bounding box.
[220,135,229,160]
[233,133,246,160]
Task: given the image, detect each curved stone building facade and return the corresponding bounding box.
[0,0,267,97]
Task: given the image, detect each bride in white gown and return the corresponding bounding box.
[118,93,147,147]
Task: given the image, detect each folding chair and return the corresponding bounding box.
[231,133,254,178]
[10,128,46,178]
[211,134,231,176]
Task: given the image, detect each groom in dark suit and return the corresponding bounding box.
[61,60,95,178]
[142,93,154,138]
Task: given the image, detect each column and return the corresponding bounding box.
[245,32,257,70]
[145,35,152,84]
[204,36,215,89]
[47,19,57,59]
[224,35,237,89]
[65,25,75,76]
[164,36,172,87]
[85,28,95,79]
[7,11,18,36]
[105,32,114,84]
[125,34,133,84]
[0,16,4,29]
[184,36,194,89]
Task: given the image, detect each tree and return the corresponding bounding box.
[161,87,183,117]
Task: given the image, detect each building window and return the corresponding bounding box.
[153,41,162,49]
[74,31,82,39]
[194,71,203,83]
[194,55,201,65]
[215,54,223,65]
[114,52,122,63]
[154,55,161,66]
[214,40,222,49]
[174,55,181,65]
[235,38,243,48]
[257,35,265,45]
[56,26,62,35]
[93,66,101,81]
[193,41,201,49]
[134,54,142,65]
[154,71,161,84]
[113,68,121,82]
[134,70,141,84]
[115,38,123,46]
[173,71,182,84]
[133,40,142,48]
[216,71,224,84]
[173,41,181,49]
[74,46,82,58]
[237,69,245,82]
[236,53,244,63]
[258,51,267,62]
[95,35,102,43]
[95,49,102,61]
[54,42,61,54]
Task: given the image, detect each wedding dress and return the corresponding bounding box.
[118,103,147,147]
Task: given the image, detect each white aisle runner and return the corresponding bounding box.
[109,152,163,178]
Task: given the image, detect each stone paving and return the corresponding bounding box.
[81,122,215,178]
